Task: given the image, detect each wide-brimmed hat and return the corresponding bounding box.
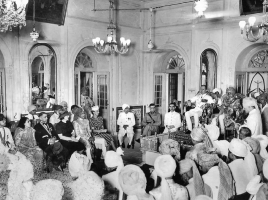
[59,111,70,120]
[53,142,63,155]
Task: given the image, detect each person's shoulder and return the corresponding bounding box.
[3,127,11,132]
[47,123,54,127]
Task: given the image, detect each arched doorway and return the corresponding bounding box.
[236,45,268,96]
[74,47,110,128]
[153,50,186,115]
[29,44,57,109]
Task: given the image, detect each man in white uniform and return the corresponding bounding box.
[163,102,181,133]
[117,104,135,148]
[185,86,214,131]
[242,97,263,137]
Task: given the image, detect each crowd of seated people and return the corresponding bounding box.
[2,85,268,200]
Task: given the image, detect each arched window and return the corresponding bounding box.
[167,54,185,70]
[248,50,268,68]
[75,52,93,69]
[200,49,217,90]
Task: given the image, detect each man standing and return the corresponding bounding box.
[242,97,263,136]
[163,102,181,133]
[35,112,68,172]
[185,85,214,131]
[117,104,135,148]
[258,93,268,135]
[141,103,161,137]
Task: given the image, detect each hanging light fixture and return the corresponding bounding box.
[194,0,208,17]
[92,0,131,54]
[0,0,29,32]
[239,0,268,43]
[29,0,39,42]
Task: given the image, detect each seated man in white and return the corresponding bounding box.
[163,102,181,133]
[117,104,135,148]
[185,85,214,131]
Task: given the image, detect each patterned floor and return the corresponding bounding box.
[0,142,142,200]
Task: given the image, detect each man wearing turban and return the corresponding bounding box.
[228,138,258,195]
[198,152,234,200]
[119,165,153,200]
[150,155,188,200]
[178,159,212,200]
[257,93,268,135]
[117,104,135,148]
[242,97,263,136]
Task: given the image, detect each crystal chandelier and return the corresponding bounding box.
[92,0,131,54]
[239,0,268,43]
[0,0,29,32]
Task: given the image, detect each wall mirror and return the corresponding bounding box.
[29,44,57,109]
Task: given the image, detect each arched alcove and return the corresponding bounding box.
[72,45,110,128]
[28,44,57,109]
[200,48,218,91]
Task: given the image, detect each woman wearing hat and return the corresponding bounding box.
[14,117,43,173]
[56,111,85,157]
[89,106,116,151]
[73,108,107,162]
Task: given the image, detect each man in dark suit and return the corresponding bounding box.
[34,112,68,172]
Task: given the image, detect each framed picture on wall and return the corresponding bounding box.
[240,0,263,15]
[26,0,69,25]
[116,106,144,132]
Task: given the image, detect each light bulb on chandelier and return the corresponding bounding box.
[92,0,131,54]
[238,0,268,43]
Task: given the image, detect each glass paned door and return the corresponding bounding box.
[94,72,110,129]
[154,73,166,121]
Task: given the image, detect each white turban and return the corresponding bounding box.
[154,155,176,178]
[122,104,130,110]
[118,164,147,196]
[229,138,248,158]
[92,106,99,111]
[205,124,220,141]
[104,147,124,168]
[253,135,268,160]
[263,159,268,179]
[212,88,221,94]
[246,175,264,195]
